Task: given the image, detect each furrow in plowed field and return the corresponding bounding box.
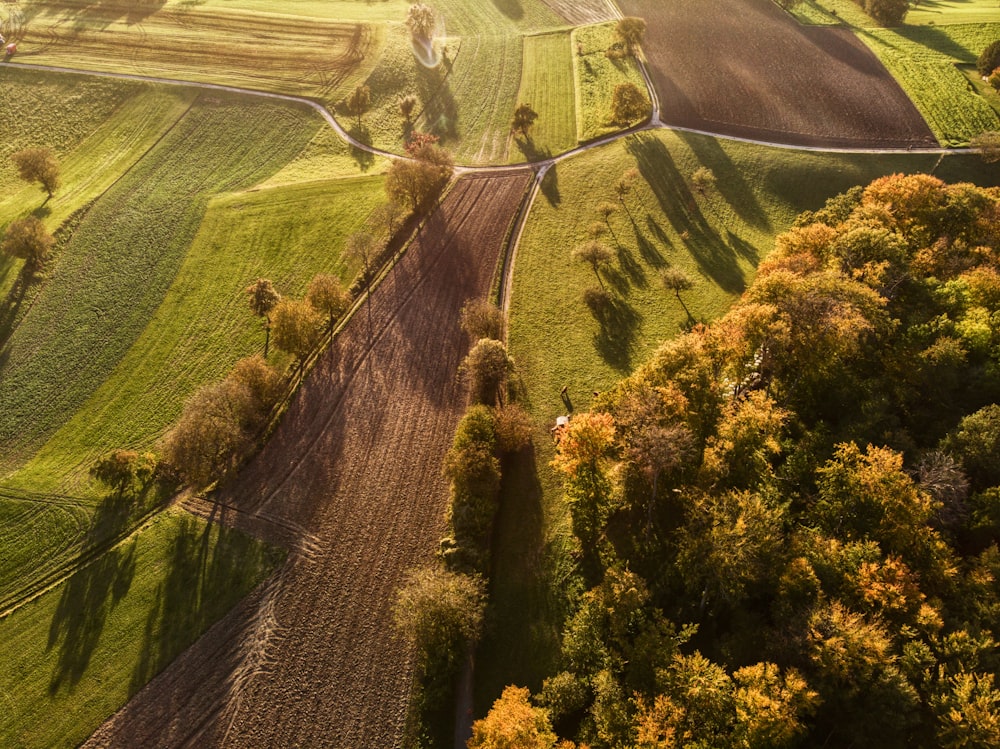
[620,0,937,148]
[539,0,617,25]
[83,171,533,749]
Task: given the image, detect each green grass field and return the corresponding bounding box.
[860,23,1000,145]
[572,23,650,142]
[478,132,1000,707]
[0,508,282,749]
[511,31,579,162]
[0,92,319,478]
[9,175,387,497]
[906,0,1000,26]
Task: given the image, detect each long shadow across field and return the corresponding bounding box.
[83,171,533,749]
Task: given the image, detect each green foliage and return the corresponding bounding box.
[977,39,1000,77]
[89,449,157,496]
[861,0,909,26]
[393,565,486,695]
[942,405,1000,491]
[442,405,500,574]
[614,17,647,56]
[609,82,651,127]
[573,23,649,141]
[461,338,514,406]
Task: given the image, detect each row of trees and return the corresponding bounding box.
[1,148,62,270]
[474,174,1000,746]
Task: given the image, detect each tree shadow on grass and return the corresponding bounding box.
[540,165,561,207]
[128,507,281,695]
[0,264,38,348]
[584,287,641,372]
[491,0,524,20]
[346,123,376,172]
[626,134,746,294]
[513,136,552,164]
[46,478,172,693]
[416,61,459,143]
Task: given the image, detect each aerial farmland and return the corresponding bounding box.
[1,0,1000,747]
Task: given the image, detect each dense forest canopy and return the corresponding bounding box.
[478,174,1000,748]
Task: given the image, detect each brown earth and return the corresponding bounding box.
[83,171,533,749]
[538,0,617,25]
[618,0,937,148]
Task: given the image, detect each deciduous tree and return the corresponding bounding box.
[271,298,323,364]
[573,240,614,288]
[347,84,370,127]
[511,102,539,138]
[90,449,157,496]
[1,215,54,268]
[405,2,435,42]
[615,17,647,56]
[460,298,503,341]
[12,147,60,198]
[469,685,558,749]
[461,338,513,405]
[610,82,651,126]
[245,278,280,357]
[307,273,351,330]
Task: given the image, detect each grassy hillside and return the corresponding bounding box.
[481,132,1000,705]
[0,92,319,478]
[512,31,578,162]
[0,508,281,749]
[9,175,387,496]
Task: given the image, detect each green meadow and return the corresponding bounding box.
[572,23,649,142]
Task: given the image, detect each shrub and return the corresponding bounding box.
[977,40,1000,78]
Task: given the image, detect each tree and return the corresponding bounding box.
[691,166,716,195]
[245,278,280,357]
[271,298,323,364]
[90,449,157,496]
[347,84,370,127]
[493,403,534,453]
[405,2,435,42]
[346,231,380,333]
[307,273,351,330]
[572,240,614,288]
[385,142,453,213]
[615,167,640,211]
[161,379,250,488]
[399,93,418,123]
[461,338,513,405]
[511,102,539,139]
[971,131,1000,164]
[1,216,54,268]
[610,82,650,126]
[229,354,283,428]
[864,0,908,26]
[661,267,694,300]
[976,39,1000,77]
[371,200,406,242]
[12,147,60,198]
[942,405,1000,491]
[615,17,646,56]
[596,200,618,227]
[393,565,486,685]
[469,685,558,749]
[460,298,503,341]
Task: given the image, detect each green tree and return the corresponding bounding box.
[610,82,651,126]
[393,565,486,686]
[245,278,281,357]
[460,338,513,406]
[512,102,539,138]
[943,405,1000,491]
[271,298,323,365]
[573,240,614,289]
[399,93,418,123]
[459,297,503,341]
[1,215,54,268]
[385,142,453,212]
[691,166,716,195]
[12,147,60,198]
[615,17,647,56]
[864,0,908,26]
[346,84,370,127]
[976,39,1000,77]
[306,273,351,331]
[90,449,157,496]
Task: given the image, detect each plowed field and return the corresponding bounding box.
[82,171,533,749]
[539,0,616,24]
[619,0,937,148]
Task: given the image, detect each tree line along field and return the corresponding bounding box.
[0,70,394,747]
[483,132,1000,707]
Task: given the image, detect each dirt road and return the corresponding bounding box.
[83,171,533,749]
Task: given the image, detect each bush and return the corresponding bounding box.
[977,40,1000,78]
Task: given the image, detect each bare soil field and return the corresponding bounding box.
[539,0,616,24]
[619,0,937,147]
[82,171,533,749]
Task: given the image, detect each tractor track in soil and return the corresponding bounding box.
[82,171,534,749]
